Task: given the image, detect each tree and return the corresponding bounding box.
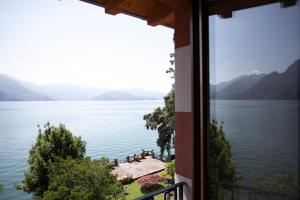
[0,183,4,192]
[144,90,175,158]
[21,122,86,197]
[41,157,122,200]
[143,53,175,158]
[145,51,238,199]
[209,120,239,199]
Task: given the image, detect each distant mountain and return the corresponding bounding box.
[122,88,165,100]
[211,74,265,99]
[210,76,240,96]
[21,82,104,101]
[22,83,165,101]
[211,59,299,100]
[235,59,300,99]
[0,74,50,101]
[92,90,161,100]
[0,74,165,101]
[0,90,20,101]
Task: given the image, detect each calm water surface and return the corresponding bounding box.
[0,101,163,200]
[211,100,299,186]
[0,100,298,199]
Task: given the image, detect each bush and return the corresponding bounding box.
[119,174,134,185]
[162,161,175,184]
[0,184,4,192]
[42,157,123,200]
[137,174,164,193]
[140,182,164,193]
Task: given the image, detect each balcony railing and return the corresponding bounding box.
[134,181,299,200]
[134,182,187,200]
[211,182,299,200]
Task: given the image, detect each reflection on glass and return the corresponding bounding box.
[208,3,299,199]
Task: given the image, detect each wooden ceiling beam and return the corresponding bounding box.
[105,0,126,15]
[81,0,297,26]
[219,11,232,19]
[147,3,173,26]
[280,0,298,7]
[209,0,298,18]
[157,0,190,7]
[210,0,278,16]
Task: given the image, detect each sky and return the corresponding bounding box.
[0,0,174,93]
[1,1,299,89]
[209,3,300,84]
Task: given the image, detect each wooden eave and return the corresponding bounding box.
[209,0,298,18]
[80,0,298,28]
[80,0,175,28]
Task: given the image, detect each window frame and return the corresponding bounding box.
[192,0,210,199]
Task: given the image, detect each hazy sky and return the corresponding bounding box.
[0,0,174,92]
[1,1,299,89]
[209,3,300,84]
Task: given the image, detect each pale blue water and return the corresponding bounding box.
[0,100,298,199]
[0,101,163,200]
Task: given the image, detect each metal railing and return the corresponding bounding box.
[211,182,299,200]
[134,182,187,200]
[109,150,174,166]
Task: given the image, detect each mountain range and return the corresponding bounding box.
[92,91,160,100]
[0,74,50,101]
[211,59,299,100]
[1,59,298,101]
[0,74,165,101]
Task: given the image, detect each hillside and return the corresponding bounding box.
[236,59,300,99]
[0,74,51,101]
[211,59,299,100]
[21,82,104,101]
[92,91,159,100]
[211,74,265,99]
[0,74,164,101]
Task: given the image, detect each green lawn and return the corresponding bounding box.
[122,181,166,200]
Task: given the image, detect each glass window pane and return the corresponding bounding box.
[208,3,300,199]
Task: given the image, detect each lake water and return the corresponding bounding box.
[0,100,298,199]
[0,101,163,200]
[211,100,299,187]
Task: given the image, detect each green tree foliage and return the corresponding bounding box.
[143,53,175,158]
[209,120,239,199]
[166,53,175,79]
[254,171,300,195]
[41,157,122,200]
[162,161,175,184]
[21,122,86,197]
[143,90,175,158]
[0,183,4,192]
